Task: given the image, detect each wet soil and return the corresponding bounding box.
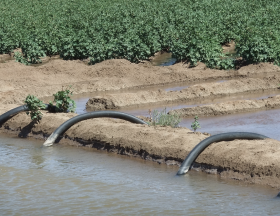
[170,95,280,117]
[72,88,280,116]
[1,56,280,188]
[86,76,280,110]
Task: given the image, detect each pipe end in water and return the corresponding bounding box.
[177,166,190,175]
[43,133,56,147]
[43,140,54,147]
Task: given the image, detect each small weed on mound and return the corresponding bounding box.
[49,86,76,113]
[191,115,201,132]
[24,95,46,123]
[148,108,181,128]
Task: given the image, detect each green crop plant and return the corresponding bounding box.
[24,95,46,123]
[21,39,46,64]
[148,108,181,128]
[1,0,280,68]
[24,86,76,123]
[49,86,76,113]
[191,116,201,132]
[14,51,29,65]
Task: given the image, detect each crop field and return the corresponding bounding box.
[1,0,280,68]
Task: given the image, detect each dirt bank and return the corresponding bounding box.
[1,58,280,188]
[86,76,280,110]
[0,106,280,189]
[0,58,279,104]
[169,95,280,117]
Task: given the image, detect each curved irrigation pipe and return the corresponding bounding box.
[43,111,148,146]
[177,132,269,175]
[2,107,278,197]
[2,106,278,196]
[0,104,56,125]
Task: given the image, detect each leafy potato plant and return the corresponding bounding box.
[49,86,76,113]
[14,51,29,65]
[25,86,76,123]
[1,0,280,67]
[24,95,46,123]
[191,116,201,132]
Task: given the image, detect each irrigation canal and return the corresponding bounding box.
[0,134,279,215]
[2,55,280,214]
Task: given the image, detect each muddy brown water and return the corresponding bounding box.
[0,134,279,215]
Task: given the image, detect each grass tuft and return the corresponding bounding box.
[148,108,181,128]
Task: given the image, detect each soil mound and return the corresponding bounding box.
[170,95,280,117]
[86,77,280,110]
[0,58,278,104]
[1,59,280,188]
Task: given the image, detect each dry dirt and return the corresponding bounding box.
[1,56,280,188]
[0,57,279,104]
[222,40,236,55]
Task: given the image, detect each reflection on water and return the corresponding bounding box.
[0,135,279,215]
